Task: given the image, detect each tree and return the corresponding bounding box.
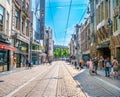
[54,48,70,59]
[63,48,70,58]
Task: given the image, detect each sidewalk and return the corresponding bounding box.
[68,63,120,96]
[0,65,40,77]
[96,69,120,87]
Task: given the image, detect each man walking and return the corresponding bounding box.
[93,57,98,74]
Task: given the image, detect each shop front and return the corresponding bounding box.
[0,34,17,72]
[13,39,29,67]
[97,41,111,59]
[0,49,9,72]
[31,42,40,65]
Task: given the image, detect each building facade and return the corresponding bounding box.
[30,0,41,65]
[80,19,91,62]
[89,0,120,62]
[70,34,77,57]
[110,0,120,62]
[89,0,97,57]
[45,27,53,61]
[0,0,14,72]
[11,0,30,68]
[30,0,45,65]
[95,0,111,59]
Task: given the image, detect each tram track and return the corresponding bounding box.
[56,61,88,97]
[63,62,88,97]
[7,63,58,97]
[55,62,68,97]
[25,63,59,97]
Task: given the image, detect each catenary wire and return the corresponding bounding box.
[63,0,73,46]
[48,0,57,41]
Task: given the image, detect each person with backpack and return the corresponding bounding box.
[104,57,112,77]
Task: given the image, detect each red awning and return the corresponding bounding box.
[0,43,17,51]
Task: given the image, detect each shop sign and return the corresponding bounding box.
[40,46,44,50]
[97,42,110,49]
[23,47,27,51]
[0,34,10,44]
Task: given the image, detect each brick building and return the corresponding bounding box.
[11,0,30,68]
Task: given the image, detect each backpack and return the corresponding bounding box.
[106,61,112,67]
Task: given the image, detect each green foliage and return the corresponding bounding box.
[54,48,70,58]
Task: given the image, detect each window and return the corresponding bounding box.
[15,10,20,30]
[22,0,25,7]
[113,0,119,8]
[98,6,100,23]
[26,21,29,37]
[26,3,29,12]
[105,0,108,19]
[96,0,98,4]
[116,0,119,6]
[114,16,118,31]
[6,12,9,34]
[0,6,4,31]
[22,18,25,34]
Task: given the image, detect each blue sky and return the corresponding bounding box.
[45,0,89,46]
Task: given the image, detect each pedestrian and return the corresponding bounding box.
[26,58,29,68]
[104,57,112,77]
[88,58,94,74]
[74,60,77,69]
[112,58,119,79]
[99,56,104,69]
[79,61,82,69]
[93,57,98,74]
[28,59,32,69]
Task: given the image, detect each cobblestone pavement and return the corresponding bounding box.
[56,62,86,97]
[1,61,120,97]
[0,61,87,97]
[67,63,120,97]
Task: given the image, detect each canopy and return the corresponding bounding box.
[0,43,17,51]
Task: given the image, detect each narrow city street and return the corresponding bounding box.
[0,61,120,97]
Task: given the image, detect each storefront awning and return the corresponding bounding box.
[0,43,17,51]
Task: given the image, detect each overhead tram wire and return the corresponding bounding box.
[46,4,87,8]
[49,0,57,40]
[78,4,89,24]
[63,0,72,46]
[72,4,89,35]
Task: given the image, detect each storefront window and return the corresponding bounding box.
[0,50,8,71]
